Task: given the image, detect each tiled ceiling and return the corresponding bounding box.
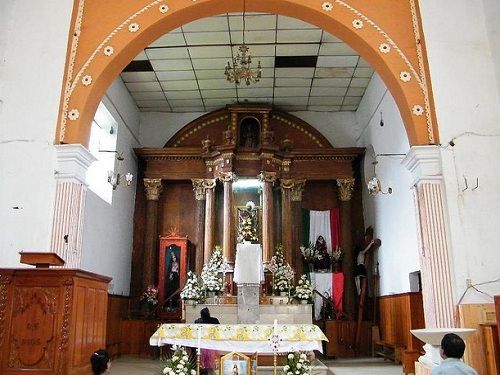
[121,13,374,113]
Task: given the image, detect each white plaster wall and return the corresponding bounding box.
[80,78,140,295]
[420,0,500,303]
[140,112,205,147]
[482,0,500,96]
[0,1,72,266]
[356,74,420,295]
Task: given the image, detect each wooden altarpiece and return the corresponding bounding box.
[158,235,190,320]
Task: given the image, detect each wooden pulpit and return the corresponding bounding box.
[0,252,111,375]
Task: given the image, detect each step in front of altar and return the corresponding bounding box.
[184,303,312,324]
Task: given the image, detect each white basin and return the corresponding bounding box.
[410,328,476,346]
[410,328,476,367]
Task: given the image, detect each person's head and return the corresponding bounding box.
[200,307,210,320]
[317,236,324,242]
[440,333,466,359]
[364,226,374,242]
[90,349,110,374]
[171,252,177,261]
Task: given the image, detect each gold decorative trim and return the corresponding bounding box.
[280,179,295,189]
[0,279,9,348]
[258,172,277,183]
[235,154,260,161]
[291,179,306,201]
[174,115,228,147]
[203,179,217,189]
[57,284,72,375]
[144,178,163,200]
[192,179,206,200]
[337,178,355,201]
[271,115,323,147]
[218,171,234,183]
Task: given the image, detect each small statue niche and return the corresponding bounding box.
[239,117,260,148]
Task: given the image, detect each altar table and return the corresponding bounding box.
[150,323,327,353]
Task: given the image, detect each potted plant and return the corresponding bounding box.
[294,275,313,304]
[180,271,202,305]
[300,242,322,273]
[140,285,158,315]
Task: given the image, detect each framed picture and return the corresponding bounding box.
[220,352,250,375]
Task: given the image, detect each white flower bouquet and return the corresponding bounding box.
[180,271,202,301]
[201,246,224,293]
[300,243,322,263]
[294,275,313,302]
[283,352,311,375]
[161,345,196,375]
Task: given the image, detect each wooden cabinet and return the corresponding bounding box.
[325,321,356,358]
[158,235,190,320]
[0,268,110,375]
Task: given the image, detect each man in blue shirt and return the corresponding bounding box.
[431,333,478,374]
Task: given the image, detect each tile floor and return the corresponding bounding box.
[109,356,404,375]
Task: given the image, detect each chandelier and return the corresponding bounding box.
[224,0,262,85]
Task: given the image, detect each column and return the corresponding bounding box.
[337,178,355,316]
[219,172,234,262]
[203,179,217,264]
[291,180,306,275]
[258,172,277,263]
[192,179,206,274]
[402,146,454,328]
[143,178,162,291]
[280,179,294,263]
[50,144,96,268]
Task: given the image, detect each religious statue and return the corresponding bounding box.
[313,235,331,271]
[354,226,381,295]
[239,118,259,148]
[164,248,180,309]
[237,201,258,243]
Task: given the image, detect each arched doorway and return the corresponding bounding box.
[56,0,438,147]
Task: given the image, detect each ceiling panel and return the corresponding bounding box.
[120,12,375,113]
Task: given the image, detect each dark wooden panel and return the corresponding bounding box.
[106,295,129,358]
[302,180,339,211]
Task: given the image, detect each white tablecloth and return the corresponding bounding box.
[233,243,264,284]
[150,323,327,353]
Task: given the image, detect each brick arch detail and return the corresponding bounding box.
[56,0,438,147]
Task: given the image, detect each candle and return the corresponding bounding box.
[197,326,202,353]
[274,319,278,335]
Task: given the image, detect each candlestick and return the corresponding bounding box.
[273,319,278,335]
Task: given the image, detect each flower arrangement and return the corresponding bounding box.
[300,242,323,263]
[283,352,311,375]
[331,247,343,265]
[294,275,313,302]
[180,271,202,301]
[141,285,159,306]
[201,246,224,293]
[273,244,290,293]
[161,345,196,375]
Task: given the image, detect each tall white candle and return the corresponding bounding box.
[274,319,278,335]
[197,326,202,353]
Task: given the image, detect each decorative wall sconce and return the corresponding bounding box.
[367,161,392,195]
[101,150,134,190]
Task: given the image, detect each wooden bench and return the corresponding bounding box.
[373,341,405,364]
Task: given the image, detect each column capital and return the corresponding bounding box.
[144,178,163,201]
[291,179,306,202]
[337,178,355,201]
[258,171,277,184]
[203,178,217,189]
[54,144,96,184]
[191,179,206,201]
[402,145,442,185]
[280,178,295,190]
[218,171,234,183]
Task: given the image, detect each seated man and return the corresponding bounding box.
[431,333,478,374]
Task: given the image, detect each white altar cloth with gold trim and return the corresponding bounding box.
[150,324,327,353]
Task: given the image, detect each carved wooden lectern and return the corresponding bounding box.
[0,252,111,375]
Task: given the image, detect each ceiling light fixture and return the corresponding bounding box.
[224,0,262,86]
[100,150,134,190]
